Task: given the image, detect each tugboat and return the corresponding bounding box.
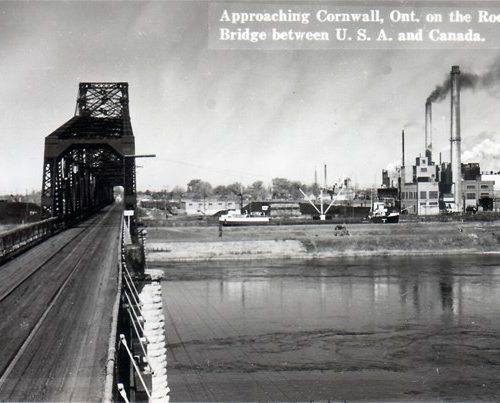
[369,201,400,223]
[219,209,271,226]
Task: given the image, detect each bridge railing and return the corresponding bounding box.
[105,215,169,402]
[0,218,62,263]
[104,213,125,402]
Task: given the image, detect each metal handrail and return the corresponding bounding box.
[103,212,124,402]
[0,217,62,259]
[119,334,152,401]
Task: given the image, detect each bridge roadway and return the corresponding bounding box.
[0,204,121,401]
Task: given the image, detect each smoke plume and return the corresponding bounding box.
[462,133,500,169]
[385,159,402,179]
[403,121,418,129]
[426,59,500,103]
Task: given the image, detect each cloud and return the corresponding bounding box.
[462,135,500,169]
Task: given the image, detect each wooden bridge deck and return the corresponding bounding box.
[0,204,121,401]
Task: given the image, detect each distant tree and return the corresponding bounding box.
[187,179,213,199]
[226,182,243,196]
[289,181,303,200]
[150,190,168,200]
[247,180,269,201]
[212,185,228,197]
[271,178,292,199]
[169,186,185,199]
[271,178,306,200]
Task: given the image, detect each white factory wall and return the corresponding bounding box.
[182,199,237,216]
[401,182,440,216]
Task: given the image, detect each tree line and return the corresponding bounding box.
[142,178,323,201]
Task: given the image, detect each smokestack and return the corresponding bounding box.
[450,65,462,212]
[324,164,327,188]
[425,100,432,161]
[401,130,405,167]
[314,167,318,187]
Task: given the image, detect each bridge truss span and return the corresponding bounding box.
[41,82,136,220]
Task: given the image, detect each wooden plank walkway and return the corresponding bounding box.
[0,204,121,401]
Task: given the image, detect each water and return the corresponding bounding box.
[160,255,500,401]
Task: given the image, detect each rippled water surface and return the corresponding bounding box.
[160,255,500,401]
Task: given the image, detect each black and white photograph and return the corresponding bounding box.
[1,0,500,401]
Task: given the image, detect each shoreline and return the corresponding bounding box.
[145,221,500,262]
[140,211,500,228]
[147,248,493,263]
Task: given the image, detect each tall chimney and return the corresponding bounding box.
[450,65,462,212]
[324,164,327,188]
[402,130,405,167]
[425,100,432,162]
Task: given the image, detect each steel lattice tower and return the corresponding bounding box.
[41,83,136,218]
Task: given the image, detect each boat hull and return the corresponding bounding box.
[370,213,400,224]
[221,218,271,226]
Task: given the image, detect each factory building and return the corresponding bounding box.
[401,155,440,215]
[463,180,494,210]
[398,65,495,215]
[481,171,500,211]
[182,199,237,216]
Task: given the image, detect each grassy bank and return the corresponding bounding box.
[145,221,500,261]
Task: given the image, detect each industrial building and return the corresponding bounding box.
[398,65,495,215]
[182,199,237,216]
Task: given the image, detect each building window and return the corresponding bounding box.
[429,201,438,206]
[429,191,438,199]
[209,202,213,206]
[481,185,489,189]
[480,193,490,197]
[421,167,427,172]
[218,203,223,206]
[467,185,475,190]
[420,191,427,199]
[467,193,476,200]
[420,202,426,206]
[188,203,193,206]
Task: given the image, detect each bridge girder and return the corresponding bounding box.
[41,83,136,219]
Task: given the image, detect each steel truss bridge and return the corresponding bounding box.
[0,83,155,401]
[41,82,136,220]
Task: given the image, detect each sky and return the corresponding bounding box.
[1,0,500,193]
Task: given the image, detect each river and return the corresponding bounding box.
[158,254,500,401]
